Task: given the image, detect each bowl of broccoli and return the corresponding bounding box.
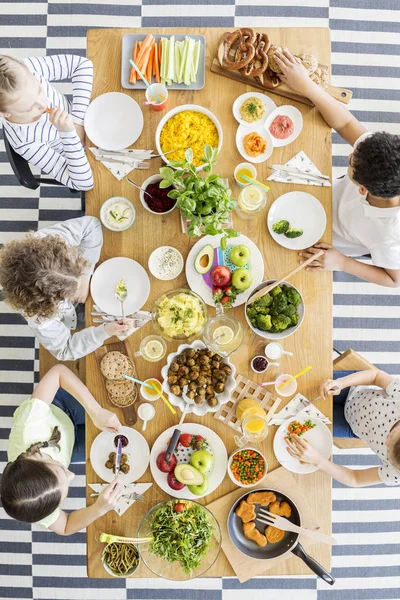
[244,280,304,339]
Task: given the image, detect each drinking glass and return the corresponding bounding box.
[202,312,244,357]
[135,335,167,362]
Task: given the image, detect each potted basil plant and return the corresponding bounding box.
[159,144,240,250]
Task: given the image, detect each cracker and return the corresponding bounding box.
[108,387,138,408]
[106,378,134,399]
[100,351,130,380]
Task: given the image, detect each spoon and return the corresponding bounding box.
[138,403,155,431]
[126,177,153,199]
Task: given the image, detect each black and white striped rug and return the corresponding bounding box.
[0,1,399,599]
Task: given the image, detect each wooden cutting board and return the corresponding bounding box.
[206,466,320,583]
[94,340,139,427]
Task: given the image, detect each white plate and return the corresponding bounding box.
[150,423,227,499]
[273,417,332,474]
[232,92,277,128]
[148,246,184,281]
[161,340,236,416]
[264,105,303,147]
[90,257,150,317]
[90,426,150,483]
[267,191,327,250]
[185,233,264,308]
[84,92,144,152]
[236,123,274,164]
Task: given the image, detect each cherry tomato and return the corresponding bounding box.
[174,502,185,513]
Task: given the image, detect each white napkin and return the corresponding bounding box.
[89,148,153,181]
[88,483,152,516]
[269,393,331,426]
[267,151,331,187]
[92,305,152,341]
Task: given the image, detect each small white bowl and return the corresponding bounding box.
[139,174,177,216]
[100,197,136,232]
[236,124,274,164]
[232,92,277,127]
[234,162,257,188]
[227,447,268,488]
[148,246,184,281]
[101,542,140,577]
[264,105,303,148]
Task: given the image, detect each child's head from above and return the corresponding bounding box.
[386,420,400,472]
[0,55,48,123]
[0,234,89,320]
[1,427,75,523]
[348,132,400,201]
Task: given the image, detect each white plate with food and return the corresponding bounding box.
[148,246,184,281]
[160,340,236,416]
[264,105,303,148]
[267,191,327,250]
[232,92,276,128]
[84,92,144,152]
[90,426,150,483]
[273,417,332,474]
[236,123,274,164]
[150,423,227,499]
[185,233,264,308]
[91,257,150,317]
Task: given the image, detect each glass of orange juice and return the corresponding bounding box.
[140,378,162,402]
[235,398,269,446]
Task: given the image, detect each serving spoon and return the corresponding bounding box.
[126,177,154,199]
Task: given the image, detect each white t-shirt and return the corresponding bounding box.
[333,132,400,269]
[345,379,400,486]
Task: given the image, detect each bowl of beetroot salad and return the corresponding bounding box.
[140,175,177,215]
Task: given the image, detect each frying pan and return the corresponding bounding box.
[228,487,335,585]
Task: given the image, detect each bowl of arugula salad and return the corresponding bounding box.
[137,498,221,580]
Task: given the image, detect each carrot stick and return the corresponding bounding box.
[129,41,138,84]
[154,42,160,83]
[137,45,153,79]
[135,34,154,72]
[146,44,154,83]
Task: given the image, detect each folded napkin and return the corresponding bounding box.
[89,148,153,181]
[267,151,331,187]
[88,483,152,516]
[269,393,331,426]
[92,305,152,341]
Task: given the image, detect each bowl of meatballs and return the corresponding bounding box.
[161,340,236,416]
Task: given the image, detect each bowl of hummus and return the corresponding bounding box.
[152,288,208,342]
[233,92,276,127]
[100,197,136,232]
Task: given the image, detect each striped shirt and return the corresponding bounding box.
[2,54,94,191]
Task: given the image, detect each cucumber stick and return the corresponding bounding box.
[183,37,195,86]
[167,35,175,83]
[160,35,200,86]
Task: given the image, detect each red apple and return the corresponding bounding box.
[210,266,231,287]
[167,471,185,491]
[156,451,177,473]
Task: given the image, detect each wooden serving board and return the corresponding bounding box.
[206,466,320,583]
[211,53,352,106]
[94,340,139,427]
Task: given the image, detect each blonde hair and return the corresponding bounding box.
[0,233,89,320]
[0,54,28,112]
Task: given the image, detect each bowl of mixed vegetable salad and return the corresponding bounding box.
[227,447,267,488]
[137,499,221,580]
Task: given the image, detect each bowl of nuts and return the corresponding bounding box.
[161,340,236,416]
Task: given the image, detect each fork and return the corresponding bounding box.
[89,491,144,502]
[256,508,337,545]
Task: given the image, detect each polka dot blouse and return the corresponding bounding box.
[345,379,400,486]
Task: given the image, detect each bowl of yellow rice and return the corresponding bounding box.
[155,105,223,171]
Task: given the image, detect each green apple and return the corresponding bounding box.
[190,450,213,474]
[230,245,250,267]
[232,267,253,291]
[188,474,209,496]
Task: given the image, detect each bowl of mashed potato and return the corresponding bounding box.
[152,288,208,342]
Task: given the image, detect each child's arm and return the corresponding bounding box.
[320,369,394,401]
[273,49,367,146]
[23,55,93,127]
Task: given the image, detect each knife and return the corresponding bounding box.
[269,164,330,181]
[164,428,181,463]
[115,438,123,476]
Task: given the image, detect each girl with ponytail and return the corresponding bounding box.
[1,365,124,535]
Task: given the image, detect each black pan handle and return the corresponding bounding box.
[164,428,181,463]
[291,542,335,586]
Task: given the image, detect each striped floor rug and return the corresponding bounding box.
[0,1,399,599]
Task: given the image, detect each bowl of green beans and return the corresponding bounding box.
[101,541,140,577]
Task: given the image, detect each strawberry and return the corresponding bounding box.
[179,433,193,447]
[220,295,231,305]
[192,435,205,450]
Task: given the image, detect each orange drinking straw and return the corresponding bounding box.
[45,108,51,114]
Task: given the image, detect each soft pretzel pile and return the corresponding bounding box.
[217,28,329,89]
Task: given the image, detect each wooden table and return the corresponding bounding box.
[85,27,333,579]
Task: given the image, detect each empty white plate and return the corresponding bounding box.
[264,105,303,147]
[84,92,144,151]
[236,123,273,164]
[267,191,327,250]
[90,257,150,317]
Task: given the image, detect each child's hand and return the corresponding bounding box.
[91,407,121,433]
[74,274,90,303]
[95,479,123,515]
[274,48,314,95]
[49,107,74,133]
[286,434,322,466]
[299,242,346,272]
[74,123,86,145]
[319,379,341,401]
[104,319,135,337]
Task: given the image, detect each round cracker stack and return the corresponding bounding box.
[100,351,131,380]
[100,351,136,407]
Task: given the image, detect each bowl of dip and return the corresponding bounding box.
[148,246,184,281]
[100,196,136,232]
[140,174,177,215]
[264,106,303,148]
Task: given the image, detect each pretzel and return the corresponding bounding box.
[218,28,256,71]
[240,33,271,77]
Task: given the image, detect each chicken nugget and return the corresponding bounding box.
[235,500,256,523]
[243,522,268,547]
[269,500,292,518]
[247,491,276,506]
[265,525,285,544]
